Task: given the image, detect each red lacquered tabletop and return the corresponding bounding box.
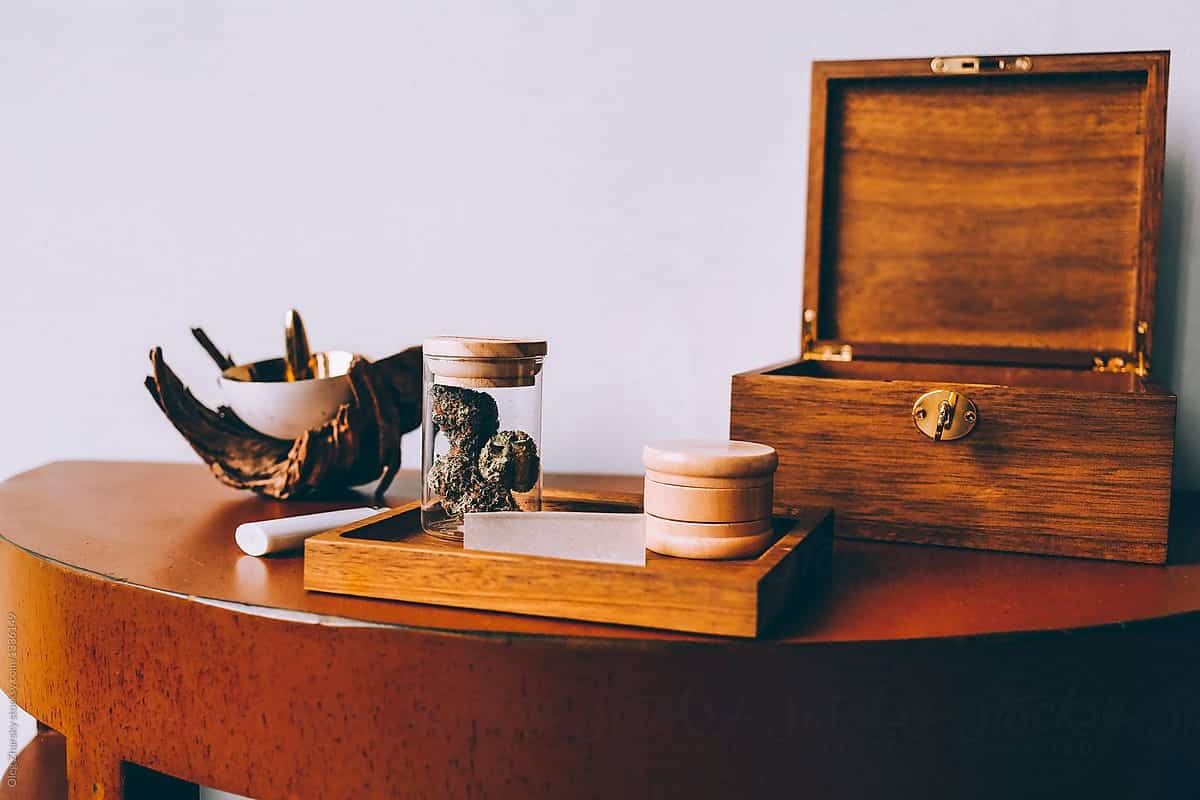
[2,461,1199,800]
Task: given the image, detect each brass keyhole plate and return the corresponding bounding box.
[912,390,978,441]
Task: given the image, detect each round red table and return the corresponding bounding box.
[2,462,1199,799]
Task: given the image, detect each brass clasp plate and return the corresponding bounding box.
[930,55,1032,74]
[913,390,977,441]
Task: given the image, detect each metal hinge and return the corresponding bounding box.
[1092,321,1150,377]
[801,309,852,362]
[930,55,1032,75]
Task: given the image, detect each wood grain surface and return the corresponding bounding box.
[802,51,1168,365]
[732,364,1176,562]
[304,495,832,637]
[2,462,1200,798]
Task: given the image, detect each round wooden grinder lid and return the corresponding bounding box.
[423,337,547,388]
[642,440,778,481]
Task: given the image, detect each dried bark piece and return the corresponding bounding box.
[145,346,421,502]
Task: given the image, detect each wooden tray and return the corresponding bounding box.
[304,490,833,637]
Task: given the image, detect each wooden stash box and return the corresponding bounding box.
[731,52,1176,563]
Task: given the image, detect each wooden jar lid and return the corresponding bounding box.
[423,337,548,359]
[643,478,773,524]
[424,337,547,388]
[426,357,542,389]
[642,440,778,480]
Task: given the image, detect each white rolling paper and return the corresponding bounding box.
[235,507,383,557]
[464,511,647,566]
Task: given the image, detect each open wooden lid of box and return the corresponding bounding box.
[802,51,1169,375]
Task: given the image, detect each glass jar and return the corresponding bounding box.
[421,337,547,540]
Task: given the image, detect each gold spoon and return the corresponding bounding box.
[284,309,313,382]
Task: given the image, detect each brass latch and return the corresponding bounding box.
[801,309,852,363]
[913,390,978,441]
[931,55,1032,74]
[1092,321,1150,377]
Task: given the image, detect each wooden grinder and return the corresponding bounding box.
[643,441,779,559]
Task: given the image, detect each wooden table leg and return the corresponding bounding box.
[63,743,197,800]
[65,740,122,800]
[0,728,67,800]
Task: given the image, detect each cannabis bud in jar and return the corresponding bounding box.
[478,429,540,493]
[421,338,547,540]
[427,385,535,515]
[430,384,499,448]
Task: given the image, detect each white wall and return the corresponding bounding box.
[2,1,1198,489]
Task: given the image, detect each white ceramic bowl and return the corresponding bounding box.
[218,351,356,440]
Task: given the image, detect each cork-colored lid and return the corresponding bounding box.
[423,336,548,359]
[424,337,546,388]
[642,440,778,479]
